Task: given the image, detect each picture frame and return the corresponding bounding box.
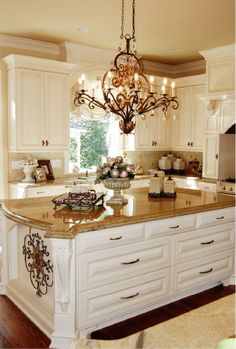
[37,160,55,180]
[34,167,47,183]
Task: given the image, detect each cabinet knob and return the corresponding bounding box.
[42,140,45,146]
[191,142,193,146]
[152,140,154,146]
[154,141,157,146]
[46,140,49,146]
[187,142,190,146]
[215,154,219,159]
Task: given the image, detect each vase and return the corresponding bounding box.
[22,165,37,183]
[103,178,131,205]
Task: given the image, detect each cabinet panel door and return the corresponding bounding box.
[172,86,192,150]
[202,134,219,179]
[16,69,44,149]
[135,115,154,150]
[44,73,69,150]
[191,85,205,150]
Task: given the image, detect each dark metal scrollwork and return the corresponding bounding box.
[22,228,53,297]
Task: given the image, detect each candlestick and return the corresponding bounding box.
[81,74,85,90]
[171,81,176,97]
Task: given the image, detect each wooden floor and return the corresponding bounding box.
[0,285,234,348]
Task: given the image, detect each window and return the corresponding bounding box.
[69,114,122,173]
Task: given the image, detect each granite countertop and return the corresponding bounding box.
[0,188,234,239]
[9,174,217,187]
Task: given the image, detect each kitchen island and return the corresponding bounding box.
[0,188,235,348]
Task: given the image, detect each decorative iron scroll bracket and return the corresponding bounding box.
[22,227,53,297]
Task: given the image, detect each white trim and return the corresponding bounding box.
[197,91,235,103]
[0,33,61,56]
[3,54,76,74]
[199,44,235,61]
[175,74,206,87]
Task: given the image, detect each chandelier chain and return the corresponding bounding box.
[120,0,136,40]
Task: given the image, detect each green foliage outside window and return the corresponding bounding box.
[69,137,78,163]
[79,120,108,168]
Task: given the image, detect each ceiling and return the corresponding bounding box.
[0,0,235,65]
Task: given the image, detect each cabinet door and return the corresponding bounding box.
[44,73,69,150]
[16,69,45,150]
[202,134,219,179]
[135,115,155,150]
[172,86,192,150]
[191,85,205,150]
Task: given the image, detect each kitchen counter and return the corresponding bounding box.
[0,187,235,349]
[1,188,234,239]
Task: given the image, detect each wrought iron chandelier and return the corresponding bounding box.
[74,0,179,134]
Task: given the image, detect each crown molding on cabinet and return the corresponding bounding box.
[0,33,61,56]
[0,34,206,77]
[3,54,76,74]
[199,44,235,61]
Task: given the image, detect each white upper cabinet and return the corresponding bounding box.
[172,81,206,151]
[4,54,75,152]
[122,113,171,151]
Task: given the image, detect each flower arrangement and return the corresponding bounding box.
[20,157,38,167]
[95,156,135,184]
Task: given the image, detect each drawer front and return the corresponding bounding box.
[26,186,53,198]
[77,223,145,254]
[172,250,234,293]
[196,207,235,228]
[198,181,216,192]
[173,222,235,263]
[79,268,171,327]
[146,214,196,239]
[78,237,171,291]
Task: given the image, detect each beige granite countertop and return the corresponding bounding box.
[1,188,234,239]
[8,174,217,187]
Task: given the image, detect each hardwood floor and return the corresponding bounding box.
[0,285,234,348]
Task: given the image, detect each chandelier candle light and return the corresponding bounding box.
[74,0,179,134]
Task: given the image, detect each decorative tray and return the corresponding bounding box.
[52,190,105,210]
[53,205,106,224]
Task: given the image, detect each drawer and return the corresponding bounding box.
[196,207,235,228]
[26,186,53,198]
[146,214,196,239]
[79,268,171,327]
[77,223,145,254]
[173,222,235,263]
[78,237,171,290]
[198,181,216,192]
[172,249,234,293]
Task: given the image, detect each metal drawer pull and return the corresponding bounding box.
[36,191,45,194]
[121,258,140,265]
[201,239,215,245]
[109,236,122,240]
[120,292,139,300]
[170,225,179,229]
[199,268,213,274]
[216,216,224,220]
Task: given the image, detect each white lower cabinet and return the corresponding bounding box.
[172,250,234,294]
[76,207,235,334]
[79,268,171,328]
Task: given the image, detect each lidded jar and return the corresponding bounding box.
[159,155,171,170]
[163,176,176,196]
[149,174,162,197]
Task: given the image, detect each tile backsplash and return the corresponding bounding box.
[9,152,66,182]
[125,150,203,174]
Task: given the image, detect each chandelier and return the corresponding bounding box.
[74,0,179,134]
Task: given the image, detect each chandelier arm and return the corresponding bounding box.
[74,93,107,112]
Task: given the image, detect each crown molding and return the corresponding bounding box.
[3,54,76,73]
[199,44,235,61]
[0,33,61,56]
